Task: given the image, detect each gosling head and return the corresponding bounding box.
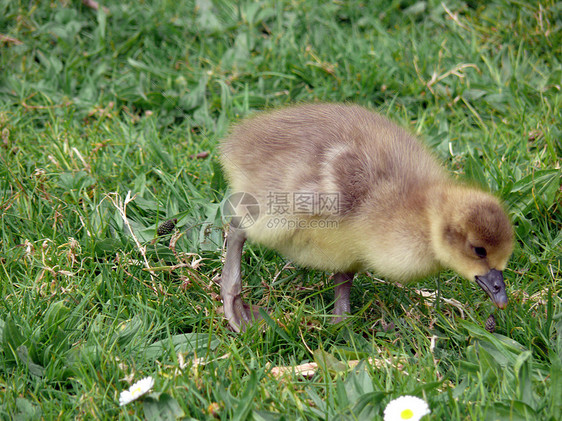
[432,188,514,309]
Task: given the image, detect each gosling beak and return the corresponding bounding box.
[475,269,508,309]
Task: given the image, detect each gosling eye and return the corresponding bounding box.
[473,246,487,258]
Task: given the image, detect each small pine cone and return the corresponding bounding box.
[157,218,177,236]
[485,314,496,333]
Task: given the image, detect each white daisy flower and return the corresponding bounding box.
[119,376,155,406]
[384,395,430,421]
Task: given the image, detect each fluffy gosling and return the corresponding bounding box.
[219,103,514,332]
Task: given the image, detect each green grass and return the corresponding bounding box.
[0,0,560,419]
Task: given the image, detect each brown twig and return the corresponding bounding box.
[82,0,110,14]
[107,192,157,285]
[0,34,23,45]
[189,151,210,159]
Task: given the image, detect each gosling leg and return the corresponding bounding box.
[332,272,354,323]
[221,227,262,332]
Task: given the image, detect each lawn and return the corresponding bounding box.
[0,0,560,419]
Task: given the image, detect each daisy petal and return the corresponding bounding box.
[119,376,155,406]
[384,395,430,421]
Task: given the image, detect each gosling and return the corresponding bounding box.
[219,103,514,332]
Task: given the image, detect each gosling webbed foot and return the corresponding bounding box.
[223,295,265,332]
[220,227,266,332]
[332,272,355,324]
[242,301,265,322]
[220,227,245,332]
